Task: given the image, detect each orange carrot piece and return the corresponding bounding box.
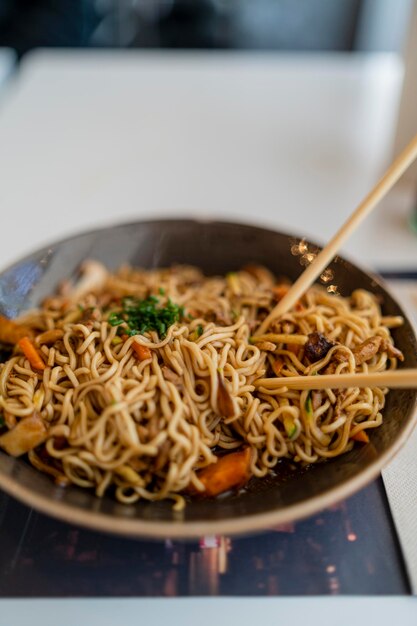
[272,358,284,376]
[131,342,152,361]
[287,343,301,358]
[351,430,370,443]
[18,337,46,371]
[197,448,252,497]
[295,301,305,312]
[272,285,289,301]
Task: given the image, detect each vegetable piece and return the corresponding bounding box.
[304,332,334,363]
[272,284,290,301]
[18,337,46,371]
[0,315,32,344]
[108,295,184,338]
[114,465,144,486]
[217,370,236,417]
[189,324,204,341]
[272,358,284,376]
[351,430,370,444]
[0,414,47,456]
[283,415,297,439]
[305,392,313,418]
[287,343,301,358]
[131,342,152,361]
[197,448,252,497]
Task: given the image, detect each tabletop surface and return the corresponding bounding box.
[0,49,415,272]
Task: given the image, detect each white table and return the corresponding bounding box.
[0,49,414,272]
[0,50,416,622]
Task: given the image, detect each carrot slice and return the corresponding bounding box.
[131,342,152,361]
[287,343,301,358]
[272,285,289,301]
[351,430,370,443]
[272,358,284,376]
[18,337,46,371]
[197,448,252,497]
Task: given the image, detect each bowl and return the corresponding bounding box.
[0,219,416,538]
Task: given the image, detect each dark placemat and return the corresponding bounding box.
[0,477,409,597]
[0,271,413,598]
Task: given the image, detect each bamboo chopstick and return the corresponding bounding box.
[255,369,417,390]
[256,132,417,335]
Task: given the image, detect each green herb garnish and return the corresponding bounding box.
[159,287,165,296]
[108,295,184,338]
[0,415,5,427]
[196,325,204,337]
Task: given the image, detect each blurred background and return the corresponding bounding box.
[0,0,414,55]
[0,0,416,268]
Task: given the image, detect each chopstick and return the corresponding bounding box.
[255,369,417,390]
[256,132,417,335]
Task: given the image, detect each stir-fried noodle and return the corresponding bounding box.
[0,263,404,509]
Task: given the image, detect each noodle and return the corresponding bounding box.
[0,264,404,510]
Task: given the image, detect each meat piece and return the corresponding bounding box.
[352,336,382,365]
[304,332,334,363]
[217,371,236,418]
[334,336,383,367]
[312,391,323,411]
[323,362,337,375]
[381,339,404,362]
[0,414,47,457]
[69,260,108,302]
[154,440,171,472]
[334,391,347,418]
[161,366,183,389]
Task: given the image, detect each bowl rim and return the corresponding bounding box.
[0,217,416,538]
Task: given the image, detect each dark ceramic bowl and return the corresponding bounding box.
[0,219,416,538]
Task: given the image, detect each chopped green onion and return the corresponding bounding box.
[305,392,313,417]
[283,415,297,439]
[107,295,183,338]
